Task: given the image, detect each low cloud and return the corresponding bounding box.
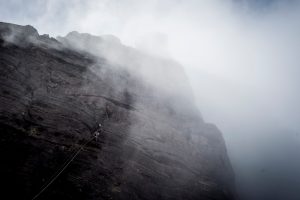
[1,0,300,199]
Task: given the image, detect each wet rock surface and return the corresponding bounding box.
[0,22,235,200]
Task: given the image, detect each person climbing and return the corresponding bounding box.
[93,123,102,141]
[94,131,100,141]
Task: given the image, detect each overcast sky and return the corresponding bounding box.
[1,0,300,199]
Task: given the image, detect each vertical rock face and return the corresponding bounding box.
[0,22,235,200]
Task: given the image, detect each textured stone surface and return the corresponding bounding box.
[0,22,235,200]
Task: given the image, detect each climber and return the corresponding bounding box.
[93,123,102,141]
[94,131,100,141]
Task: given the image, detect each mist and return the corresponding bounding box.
[1,0,300,199]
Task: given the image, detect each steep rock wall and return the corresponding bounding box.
[0,22,235,200]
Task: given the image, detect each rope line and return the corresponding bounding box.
[37,138,95,191]
[35,148,78,195]
[31,136,95,200]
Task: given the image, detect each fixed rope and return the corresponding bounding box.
[31,136,95,200]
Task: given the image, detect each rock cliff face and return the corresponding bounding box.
[0,22,235,200]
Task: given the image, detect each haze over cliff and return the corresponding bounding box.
[0,22,235,200]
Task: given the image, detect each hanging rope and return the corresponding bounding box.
[31,136,95,200]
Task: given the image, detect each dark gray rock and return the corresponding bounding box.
[0,22,235,200]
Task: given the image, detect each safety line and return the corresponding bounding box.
[31,136,94,200]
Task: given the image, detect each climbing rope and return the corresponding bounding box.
[31,136,95,200]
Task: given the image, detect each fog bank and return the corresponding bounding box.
[1,0,300,199]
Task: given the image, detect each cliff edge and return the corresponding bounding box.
[0,22,235,200]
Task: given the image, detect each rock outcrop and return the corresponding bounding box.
[0,22,235,200]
